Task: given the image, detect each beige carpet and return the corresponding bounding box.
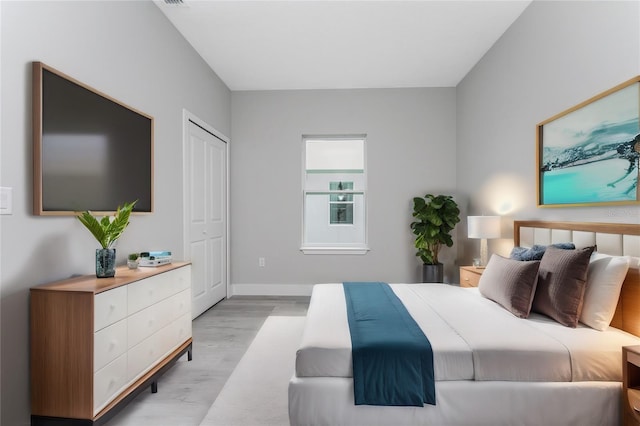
[199,316,306,426]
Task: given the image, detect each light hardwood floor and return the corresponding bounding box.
[106,296,310,426]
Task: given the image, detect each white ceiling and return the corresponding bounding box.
[155,0,532,91]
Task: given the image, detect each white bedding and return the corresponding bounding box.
[289,377,622,426]
[296,283,640,382]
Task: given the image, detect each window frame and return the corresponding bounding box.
[301,135,369,255]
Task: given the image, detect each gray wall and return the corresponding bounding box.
[2,0,639,423]
[231,88,457,290]
[456,0,640,263]
[0,1,231,424]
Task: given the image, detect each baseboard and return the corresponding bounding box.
[231,283,314,296]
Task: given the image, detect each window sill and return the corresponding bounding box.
[300,246,370,255]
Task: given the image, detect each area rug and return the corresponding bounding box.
[199,316,306,426]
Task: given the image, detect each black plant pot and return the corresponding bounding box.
[422,263,444,283]
[96,248,116,278]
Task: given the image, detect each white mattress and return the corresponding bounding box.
[295,283,640,382]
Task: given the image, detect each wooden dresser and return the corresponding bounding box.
[30,262,192,425]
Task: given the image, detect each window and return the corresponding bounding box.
[329,181,353,224]
[302,135,368,254]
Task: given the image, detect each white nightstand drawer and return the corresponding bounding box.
[94,319,127,372]
[94,286,127,332]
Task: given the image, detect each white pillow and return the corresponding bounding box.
[579,253,630,331]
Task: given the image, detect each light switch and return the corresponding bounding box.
[0,187,13,215]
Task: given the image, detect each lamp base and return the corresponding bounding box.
[480,238,489,267]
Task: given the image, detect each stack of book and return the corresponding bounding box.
[139,251,172,267]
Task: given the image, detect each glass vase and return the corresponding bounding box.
[96,248,116,278]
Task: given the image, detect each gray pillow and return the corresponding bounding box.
[478,255,541,318]
[531,245,596,327]
[510,243,575,261]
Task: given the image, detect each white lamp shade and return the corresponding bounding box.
[467,216,501,239]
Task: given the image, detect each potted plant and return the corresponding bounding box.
[410,194,460,283]
[127,253,140,269]
[77,200,137,278]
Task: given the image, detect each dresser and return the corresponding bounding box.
[30,262,192,425]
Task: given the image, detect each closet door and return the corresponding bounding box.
[185,117,228,318]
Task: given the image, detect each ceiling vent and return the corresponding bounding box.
[164,0,185,5]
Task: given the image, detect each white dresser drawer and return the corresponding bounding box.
[159,289,190,324]
[127,313,192,382]
[127,266,190,315]
[127,330,164,382]
[94,286,127,332]
[161,313,192,355]
[94,319,127,372]
[127,273,169,315]
[93,354,127,415]
[171,265,191,292]
[127,289,191,349]
[155,313,192,363]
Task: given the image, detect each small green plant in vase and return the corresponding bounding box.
[127,253,140,269]
[77,200,137,278]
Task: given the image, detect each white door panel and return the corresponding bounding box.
[184,117,227,318]
[190,240,206,300]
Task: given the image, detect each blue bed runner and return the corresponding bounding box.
[343,282,436,407]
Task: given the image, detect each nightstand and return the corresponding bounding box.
[459,266,484,288]
[623,346,640,425]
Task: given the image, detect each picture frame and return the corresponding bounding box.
[536,76,640,207]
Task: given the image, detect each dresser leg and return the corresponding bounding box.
[151,381,158,393]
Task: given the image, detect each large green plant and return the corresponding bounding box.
[410,194,460,265]
[77,200,137,249]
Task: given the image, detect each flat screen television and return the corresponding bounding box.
[33,61,153,215]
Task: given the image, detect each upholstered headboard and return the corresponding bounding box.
[514,221,640,336]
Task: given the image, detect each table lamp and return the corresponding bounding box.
[467,216,501,267]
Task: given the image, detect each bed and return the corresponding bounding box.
[288,220,640,426]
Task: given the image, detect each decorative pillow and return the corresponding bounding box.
[478,254,541,318]
[510,243,575,261]
[532,245,596,327]
[580,253,630,331]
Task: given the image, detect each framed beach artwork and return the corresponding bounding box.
[537,76,640,207]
